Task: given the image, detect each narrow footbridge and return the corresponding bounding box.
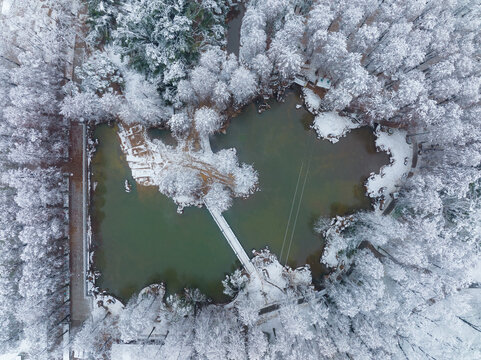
[204,200,258,277]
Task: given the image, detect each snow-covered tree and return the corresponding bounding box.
[111,0,228,99]
[229,66,257,106]
[194,107,223,135]
[168,112,192,137]
[2,0,480,358]
[0,1,73,355]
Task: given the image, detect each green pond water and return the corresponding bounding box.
[92,91,389,302]
[92,125,239,303]
[226,3,245,56]
[210,92,389,275]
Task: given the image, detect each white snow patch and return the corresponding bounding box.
[199,132,212,154]
[229,249,312,310]
[402,288,481,359]
[91,293,124,320]
[366,128,412,211]
[304,67,317,84]
[312,111,360,143]
[0,353,20,360]
[302,88,321,113]
[1,0,12,15]
[111,344,161,360]
[246,254,288,305]
[470,261,481,283]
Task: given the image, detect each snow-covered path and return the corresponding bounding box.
[204,200,258,277]
[68,3,93,332]
[68,122,92,329]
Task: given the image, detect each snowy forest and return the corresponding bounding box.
[0,0,481,359]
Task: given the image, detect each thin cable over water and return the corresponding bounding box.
[279,161,304,262]
[284,136,314,264]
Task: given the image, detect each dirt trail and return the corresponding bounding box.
[68,122,92,329]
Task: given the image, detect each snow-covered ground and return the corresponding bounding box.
[117,124,159,187]
[312,111,361,144]
[1,0,12,15]
[70,292,125,359]
[111,344,162,360]
[117,122,257,212]
[302,88,321,114]
[365,128,412,211]
[241,250,291,305]
[403,287,481,359]
[471,261,481,283]
[0,354,20,360]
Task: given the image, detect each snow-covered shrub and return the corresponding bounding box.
[204,183,232,213]
[155,166,203,212]
[76,50,124,94]
[215,148,258,197]
[119,70,172,125]
[212,81,231,110]
[194,107,223,135]
[168,112,192,137]
[190,66,217,101]
[222,269,249,298]
[229,66,257,106]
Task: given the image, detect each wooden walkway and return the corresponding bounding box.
[68,122,92,329]
[68,0,92,334]
[204,200,258,276]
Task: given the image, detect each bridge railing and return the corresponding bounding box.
[204,200,256,276]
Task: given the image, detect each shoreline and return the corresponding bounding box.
[85,87,413,306]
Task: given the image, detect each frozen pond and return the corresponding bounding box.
[211,91,389,280]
